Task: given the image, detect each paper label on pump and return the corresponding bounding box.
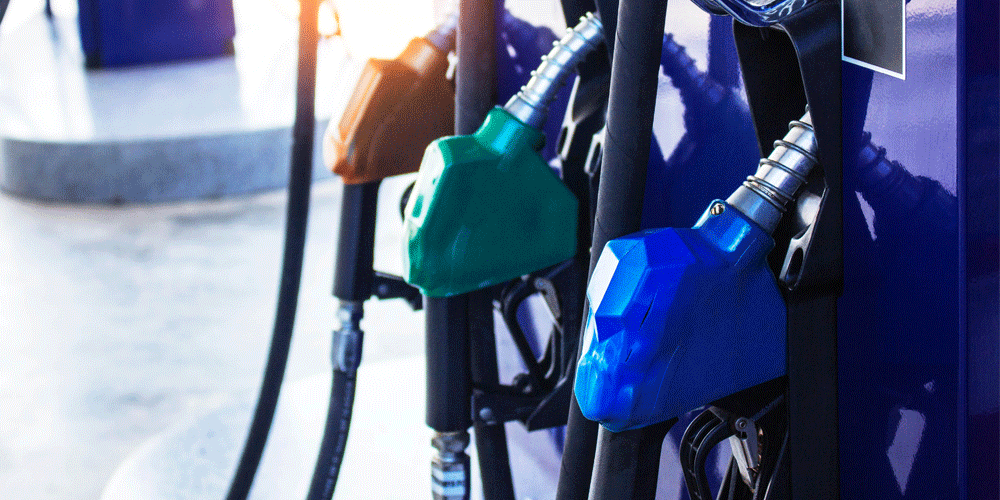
[431,467,466,497]
[842,0,905,79]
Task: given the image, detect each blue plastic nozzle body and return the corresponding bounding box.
[574,201,787,432]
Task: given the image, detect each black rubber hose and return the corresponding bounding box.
[304,366,359,500]
[332,183,380,302]
[591,0,667,250]
[589,419,677,500]
[303,181,379,500]
[224,1,321,499]
[555,0,668,499]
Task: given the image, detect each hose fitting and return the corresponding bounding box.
[503,13,604,128]
[431,431,471,500]
[332,301,364,375]
[726,110,819,233]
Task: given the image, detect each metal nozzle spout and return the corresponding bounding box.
[726,111,820,234]
[503,13,604,129]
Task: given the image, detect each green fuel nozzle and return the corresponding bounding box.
[402,13,604,297]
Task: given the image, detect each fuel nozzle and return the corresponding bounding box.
[402,14,604,297]
[575,111,817,432]
[324,14,457,185]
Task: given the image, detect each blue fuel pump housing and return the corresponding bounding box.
[575,201,786,432]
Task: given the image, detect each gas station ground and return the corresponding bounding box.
[0,176,565,499]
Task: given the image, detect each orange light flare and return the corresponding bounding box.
[331,0,437,60]
[276,0,439,60]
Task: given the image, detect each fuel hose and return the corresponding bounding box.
[303,178,378,500]
[555,0,669,499]
[224,0,322,499]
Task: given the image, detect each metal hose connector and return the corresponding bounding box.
[332,301,363,375]
[425,12,459,52]
[503,13,604,128]
[726,110,819,234]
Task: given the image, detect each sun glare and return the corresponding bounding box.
[333,0,437,60]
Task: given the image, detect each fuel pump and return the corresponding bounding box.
[402,13,604,297]
[556,0,845,499]
[552,25,766,500]
[577,112,819,500]
[303,10,588,500]
[839,134,961,499]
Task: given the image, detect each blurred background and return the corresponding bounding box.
[0,0,441,497]
[0,0,697,498]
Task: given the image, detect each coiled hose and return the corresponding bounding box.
[224,1,322,499]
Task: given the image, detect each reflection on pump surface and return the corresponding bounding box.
[887,408,926,495]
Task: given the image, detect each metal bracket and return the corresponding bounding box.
[372,272,423,310]
[468,257,586,432]
[472,389,547,426]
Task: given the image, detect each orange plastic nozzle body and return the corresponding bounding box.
[324,37,455,184]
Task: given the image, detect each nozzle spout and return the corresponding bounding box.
[726,111,819,234]
[503,13,604,128]
[425,12,458,52]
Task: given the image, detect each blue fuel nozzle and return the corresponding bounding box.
[575,112,818,431]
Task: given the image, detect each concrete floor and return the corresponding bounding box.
[0,176,437,499]
[0,172,570,500]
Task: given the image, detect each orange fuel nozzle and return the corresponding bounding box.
[324,16,456,184]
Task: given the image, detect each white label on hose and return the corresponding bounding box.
[431,468,466,497]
